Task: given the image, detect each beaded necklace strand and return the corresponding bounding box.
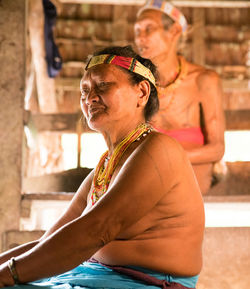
[91,123,152,205]
[157,56,188,106]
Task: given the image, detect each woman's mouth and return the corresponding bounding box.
[88,106,105,116]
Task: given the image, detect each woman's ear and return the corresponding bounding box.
[137,80,150,108]
[165,22,182,41]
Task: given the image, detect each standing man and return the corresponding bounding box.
[134,0,225,194]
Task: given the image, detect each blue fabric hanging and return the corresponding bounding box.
[42,0,62,78]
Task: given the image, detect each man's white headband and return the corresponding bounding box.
[137,0,188,32]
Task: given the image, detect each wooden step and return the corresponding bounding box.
[2,230,44,251]
[197,227,250,289]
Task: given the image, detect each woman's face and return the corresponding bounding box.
[80,64,140,131]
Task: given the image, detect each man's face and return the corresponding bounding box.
[134,10,170,60]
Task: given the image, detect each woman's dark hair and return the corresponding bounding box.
[92,45,159,121]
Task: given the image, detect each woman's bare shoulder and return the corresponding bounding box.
[143,131,187,157]
[137,131,190,174]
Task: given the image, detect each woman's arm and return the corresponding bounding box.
[0,134,180,286]
[0,170,94,283]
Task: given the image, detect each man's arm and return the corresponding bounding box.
[187,70,225,164]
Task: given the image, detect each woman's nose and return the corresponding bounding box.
[86,90,99,105]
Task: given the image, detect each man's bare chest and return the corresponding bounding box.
[152,84,201,128]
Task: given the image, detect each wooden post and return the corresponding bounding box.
[112,5,128,45]
[0,0,26,252]
[192,8,206,66]
[28,0,58,113]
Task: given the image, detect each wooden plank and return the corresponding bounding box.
[112,5,128,43]
[205,42,246,66]
[204,195,250,202]
[192,8,205,65]
[55,77,250,93]
[2,230,44,251]
[29,113,80,132]
[24,109,250,133]
[63,61,85,69]
[58,0,250,8]
[22,168,92,193]
[225,110,250,130]
[22,192,74,201]
[205,25,250,43]
[224,91,250,110]
[29,0,58,113]
[64,62,248,79]
[198,227,250,289]
[24,112,92,133]
[223,79,249,92]
[208,65,249,79]
[55,77,81,91]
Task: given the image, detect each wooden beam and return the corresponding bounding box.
[192,8,205,65]
[3,231,44,251]
[223,79,250,92]
[63,61,249,77]
[112,5,128,44]
[24,112,92,133]
[23,109,250,133]
[225,110,250,130]
[208,65,249,76]
[22,168,92,193]
[58,0,250,8]
[29,0,58,113]
[54,77,250,93]
[55,77,81,91]
[172,0,250,7]
[204,195,250,202]
[28,113,80,132]
[22,192,74,201]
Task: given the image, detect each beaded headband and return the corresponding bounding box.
[85,54,156,87]
[137,0,188,32]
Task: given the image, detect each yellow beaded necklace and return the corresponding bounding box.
[91,123,152,205]
[157,56,188,105]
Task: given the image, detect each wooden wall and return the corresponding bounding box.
[24,1,250,193]
[27,3,250,129]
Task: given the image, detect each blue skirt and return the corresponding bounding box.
[10,261,198,289]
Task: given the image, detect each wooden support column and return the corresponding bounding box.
[0,0,26,252]
[112,5,128,45]
[26,0,66,177]
[192,8,205,65]
[28,0,58,113]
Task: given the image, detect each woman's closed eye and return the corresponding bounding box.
[145,25,155,35]
[95,82,115,94]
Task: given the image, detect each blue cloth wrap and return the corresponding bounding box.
[9,261,199,289]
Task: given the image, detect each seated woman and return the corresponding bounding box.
[0,46,205,289]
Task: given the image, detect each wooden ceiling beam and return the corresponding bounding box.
[58,0,250,8]
[23,110,250,132]
[54,77,250,93]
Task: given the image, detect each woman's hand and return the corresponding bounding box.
[0,262,15,288]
